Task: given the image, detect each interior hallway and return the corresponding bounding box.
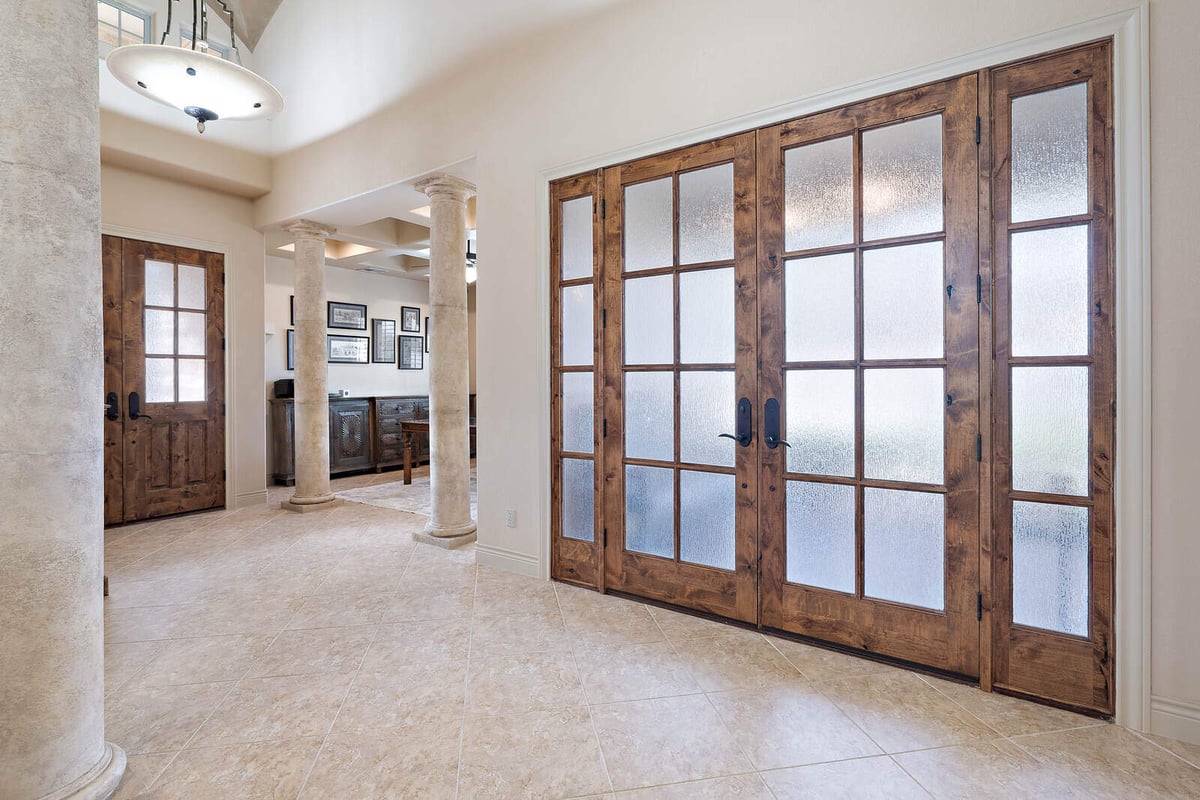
[103,487,1200,798]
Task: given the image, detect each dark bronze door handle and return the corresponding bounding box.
[764,397,791,450]
[719,397,754,447]
[105,392,120,421]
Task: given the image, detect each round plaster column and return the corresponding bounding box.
[282,220,342,512]
[0,1,126,798]
[414,174,477,546]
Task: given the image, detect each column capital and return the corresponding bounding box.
[284,219,336,240]
[415,173,477,204]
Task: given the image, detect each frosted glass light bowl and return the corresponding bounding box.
[106,44,283,132]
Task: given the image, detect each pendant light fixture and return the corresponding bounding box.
[106,0,283,133]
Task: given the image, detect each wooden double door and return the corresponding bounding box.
[103,236,226,524]
[552,42,1114,713]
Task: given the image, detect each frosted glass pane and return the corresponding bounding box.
[786,369,854,477]
[177,311,206,356]
[145,358,174,403]
[679,163,734,265]
[785,253,855,362]
[624,178,673,272]
[786,481,855,592]
[144,309,174,355]
[561,285,593,366]
[1011,83,1089,223]
[864,368,944,484]
[561,196,594,280]
[177,265,206,310]
[863,115,943,240]
[1013,501,1089,636]
[1011,225,1089,357]
[562,458,595,542]
[625,371,674,462]
[863,242,944,360]
[178,359,205,402]
[145,260,174,307]
[1012,367,1090,496]
[680,268,735,364]
[562,372,594,454]
[680,470,736,570]
[680,371,735,467]
[624,274,673,364]
[625,465,674,559]
[864,488,944,610]
[785,136,853,251]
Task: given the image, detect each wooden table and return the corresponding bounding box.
[400,420,477,484]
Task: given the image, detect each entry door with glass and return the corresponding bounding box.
[601,134,760,622]
[756,75,982,674]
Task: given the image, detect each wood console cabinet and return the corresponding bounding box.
[374,396,430,472]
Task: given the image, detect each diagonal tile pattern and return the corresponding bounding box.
[101,474,1200,798]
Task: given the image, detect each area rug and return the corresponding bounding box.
[335,472,477,519]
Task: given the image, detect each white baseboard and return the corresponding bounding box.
[234,490,268,509]
[475,542,541,579]
[1150,695,1200,746]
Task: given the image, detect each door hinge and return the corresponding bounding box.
[222,468,227,482]
[221,403,226,416]
[221,272,226,286]
[976,273,983,304]
[977,592,983,620]
[221,337,226,351]
[976,434,983,462]
[602,418,608,437]
[975,115,982,145]
[601,308,607,329]
[601,198,606,220]
[602,527,608,547]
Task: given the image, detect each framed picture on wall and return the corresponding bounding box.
[327,301,367,330]
[401,306,421,332]
[289,295,295,325]
[398,335,424,370]
[424,316,430,353]
[327,334,369,364]
[372,319,396,363]
[286,329,295,370]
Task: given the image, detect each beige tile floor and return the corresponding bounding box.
[102,473,1200,799]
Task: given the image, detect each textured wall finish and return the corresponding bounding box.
[415,175,477,543]
[283,220,338,509]
[0,2,127,799]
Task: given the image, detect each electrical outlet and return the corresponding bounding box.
[503,509,516,528]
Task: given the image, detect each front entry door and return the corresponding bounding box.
[756,76,981,673]
[103,235,226,524]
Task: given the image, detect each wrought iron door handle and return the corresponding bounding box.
[764,398,788,450]
[764,435,791,449]
[718,432,752,447]
[718,397,754,448]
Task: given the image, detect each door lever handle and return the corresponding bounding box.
[105,391,120,421]
[718,432,752,447]
[718,397,754,448]
[765,435,791,449]
[764,398,789,450]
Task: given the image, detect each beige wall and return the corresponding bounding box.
[102,163,267,507]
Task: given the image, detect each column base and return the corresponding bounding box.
[280,497,344,513]
[413,521,477,549]
[43,742,127,800]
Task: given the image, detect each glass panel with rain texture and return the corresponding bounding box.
[1011,83,1089,223]
[624,177,673,272]
[864,488,945,610]
[680,470,736,570]
[678,163,735,265]
[562,458,595,542]
[784,136,853,251]
[862,115,943,240]
[787,481,855,593]
[625,465,674,559]
[785,253,855,362]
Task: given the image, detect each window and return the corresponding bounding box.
[181,27,230,60]
[98,1,150,49]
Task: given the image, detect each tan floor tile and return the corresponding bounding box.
[189,673,353,748]
[573,640,701,704]
[333,665,466,734]
[767,637,899,682]
[106,681,233,755]
[671,630,804,692]
[613,773,773,799]
[176,597,305,638]
[286,591,395,630]
[144,737,322,799]
[108,752,173,799]
[470,611,570,656]
[708,685,881,769]
[128,634,272,687]
[300,719,461,800]
[466,650,586,716]
[895,739,1082,799]
[245,625,375,678]
[562,602,665,649]
[359,618,471,672]
[1142,731,1200,769]
[380,585,474,623]
[761,756,931,799]
[590,694,753,790]
[1013,724,1200,799]
[474,570,560,618]
[646,605,740,641]
[105,640,165,694]
[919,674,1101,737]
[104,604,194,643]
[815,670,998,753]
[459,707,611,799]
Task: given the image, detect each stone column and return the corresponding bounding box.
[0,2,127,798]
[414,175,477,546]
[282,220,342,512]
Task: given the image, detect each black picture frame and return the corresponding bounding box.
[371,319,396,363]
[286,329,295,371]
[398,335,424,370]
[424,315,431,353]
[289,295,295,325]
[327,301,368,330]
[401,306,421,332]
[327,334,370,364]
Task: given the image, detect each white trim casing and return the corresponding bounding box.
[1150,696,1200,746]
[535,6,1151,730]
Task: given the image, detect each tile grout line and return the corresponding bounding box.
[1129,730,1200,772]
[452,553,481,800]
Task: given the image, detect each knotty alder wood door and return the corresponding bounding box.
[757,75,982,674]
[102,236,226,524]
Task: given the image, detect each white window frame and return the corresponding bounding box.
[98,0,152,48]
